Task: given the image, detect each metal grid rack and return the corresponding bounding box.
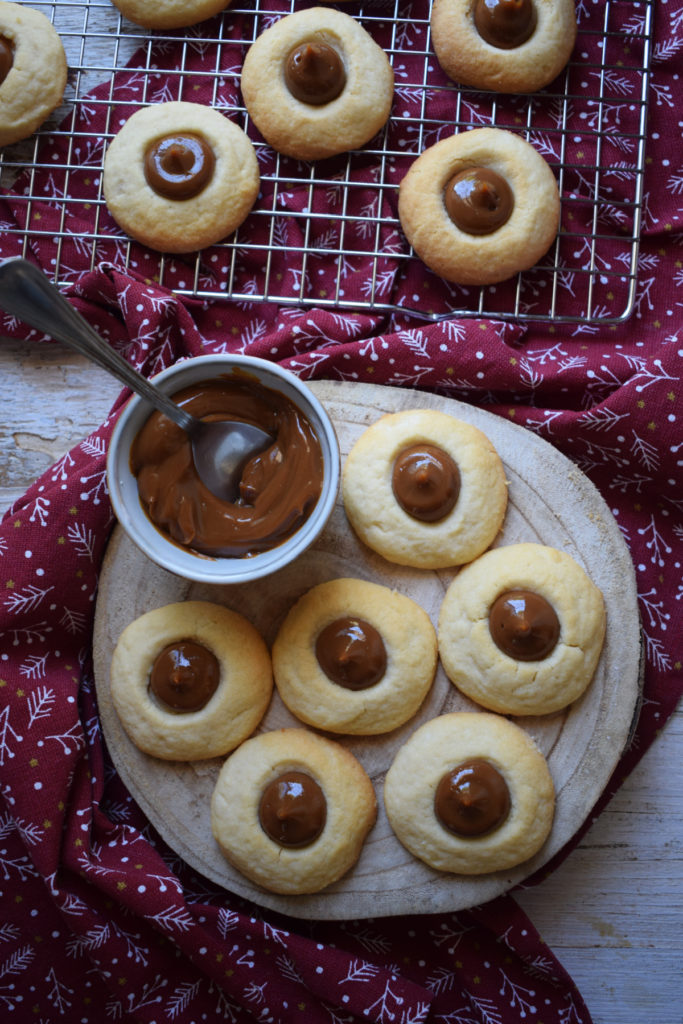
[0,0,653,324]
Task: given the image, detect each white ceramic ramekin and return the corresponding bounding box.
[107,354,340,584]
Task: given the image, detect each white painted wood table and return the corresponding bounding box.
[0,337,681,1024]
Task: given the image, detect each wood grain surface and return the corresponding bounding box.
[1,342,681,1022]
[91,380,641,920]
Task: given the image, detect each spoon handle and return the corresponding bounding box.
[0,258,195,433]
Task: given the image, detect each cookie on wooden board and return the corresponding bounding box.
[110,601,272,761]
[438,543,607,715]
[211,728,377,894]
[342,407,508,568]
[272,577,438,735]
[384,711,555,874]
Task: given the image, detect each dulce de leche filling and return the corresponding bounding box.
[474,0,538,49]
[489,589,561,660]
[258,770,327,847]
[144,132,215,200]
[130,375,324,558]
[444,166,514,235]
[0,36,13,86]
[284,41,346,105]
[435,758,511,837]
[149,639,220,712]
[315,616,387,690]
[392,443,460,522]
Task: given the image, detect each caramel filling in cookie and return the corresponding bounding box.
[149,639,220,711]
[259,770,327,847]
[444,166,514,235]
[315,616,387,690]
[144,132,216,200]
[284,41,346,105]
[434,758,511,837]
[0,36,13,85]
[473,0,538,50]
[489,589,560,661]
[392,443,461,522]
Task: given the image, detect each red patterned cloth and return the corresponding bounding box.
[1,1,681,1022]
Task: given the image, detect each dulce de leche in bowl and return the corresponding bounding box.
[107,355,340,584]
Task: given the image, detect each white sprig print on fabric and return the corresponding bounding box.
[166,980,201,1020]
[363,976,406,1023]
[46,965,75,1014]
[0,706,23,767]
[0,944,36,1011]
[0,813,42,847]
[498,969,538,1016]
[426,966,457,996]
[340,957,381,984]
[466,994,502,1024]
[26,685,55,725]
[275,953,304,985]
[0,924,20,944]
[67,522,97,560]
[3,583,54,616]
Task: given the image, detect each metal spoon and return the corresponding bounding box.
[0,258,272,503]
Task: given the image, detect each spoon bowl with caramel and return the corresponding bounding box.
[107,353,340,584]
[0,258,273,504]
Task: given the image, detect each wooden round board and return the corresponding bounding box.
[93,380,642,920]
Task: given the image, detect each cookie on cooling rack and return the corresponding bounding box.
[211,728,377,894]
[438,543,607,716]
[431,0,577,94]
[102,101,259,254]
[240,7,394,161]
[398,127,560,286]
[342,407,507,569]
[109,0,231,30]
[272,577,438,735]
[110,601,273,761]
[0,1,67,148]
[384,712,555,874]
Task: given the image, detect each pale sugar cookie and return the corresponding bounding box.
[438,543,606,715]
[398,127,560,285]
[431,0,577,94]
[103,101,259,254]
[272,577,438,735]
[342,408,507,569]
[211,728,377,894]
[241,7,394,160]
[384,712,555,874]
[110,601,272,761]
[0,1,67,147]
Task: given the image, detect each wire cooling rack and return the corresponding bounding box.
[0,0,653,324]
